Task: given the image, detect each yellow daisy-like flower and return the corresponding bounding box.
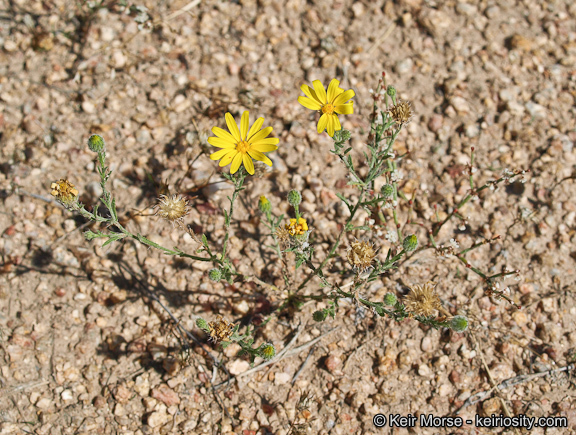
[297,79,355,137]
[208,111,279,175]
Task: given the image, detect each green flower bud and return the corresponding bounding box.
[196,317,209,332]
[381,184,394,199]
[258,195,272,213]
[450,315,469,332]
[386,85,397,98]
[259,343,276,361]
[313,310,327,322]
[87,134,106,153]
[383,293,397,306]
[402,234,418,252]
[338,129,352,142]
[287,190,302,207]
[208,268,222,282]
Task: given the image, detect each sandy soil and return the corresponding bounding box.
[1,0,576,434]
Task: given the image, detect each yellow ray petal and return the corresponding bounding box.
[212,126,237,143]
[300,84,322,105]
[327,79,340,104]
[333,115,342,132]
[218,150,237,167]
[242,153,255,175]
[333,89,355,106]
[249,126,273,143]
[335,103,354,115]
[247,117,264,140]
[240,111,250,140]
[317,113,328,134]
[230,152,243,174]
[251,143,278,153]
[210,148,234,160]
[312,80,327,104]
[298,96,322,111]
[250,139,279,150]
[326,114,335,137]
[248,150,273,166]
[208,137,236,148]
[225,113,241,142]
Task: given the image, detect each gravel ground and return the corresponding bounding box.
[1,0,576,434]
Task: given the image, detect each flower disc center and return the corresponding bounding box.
[321,103,335,115]
[236,140,250,153]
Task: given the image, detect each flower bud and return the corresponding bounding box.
[402,234,418,252]
[383,293,397,306]
[87,134,106,153]
[381,184,394,199]
[258,195,271,213]
[208,268,222,282]
[196,317,209,332]
[259,343,276,361]
[313,310,327,322]
[338,129,351,142]
[450,315,469,332]
[386,85,397,98]
[287,190,302,207]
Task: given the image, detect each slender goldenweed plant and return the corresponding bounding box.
[51,73,527,363]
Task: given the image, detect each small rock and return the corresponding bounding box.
[417,364,431,377]
[228,359,250,375]
[112,384,132,404]
[421,336,433,352]
[147,411,169,428]
[82,101,96,114]
[509,34,532,51]
[450,96,470,114]
[428,114,443,133]
[325,354,343,374]
[232,299,250,315]
[438,384,452,397]
[525,102,546,120]
[482,397,501,415]
[274,372,291,385]
[86,181,103,198]
[151,384,180,406]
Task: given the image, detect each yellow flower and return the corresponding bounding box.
[286,217,308,236]
[208,111,279,175]
[297,79,355,137]
[50,179,79,209]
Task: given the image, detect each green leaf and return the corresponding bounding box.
[295,256,305,269]
[335,193,351,211]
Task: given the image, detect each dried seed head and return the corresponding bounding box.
[346,240,376,272]
[155,194,190,226]
[207,315,235,343]
[388,100,414,125]
[50,179,79,210]
[275,226,291,248]
[404,282,441,317]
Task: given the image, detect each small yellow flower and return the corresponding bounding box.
[208,111,279,175]
[404,282,441,317]
[298,78,355,137]
[286,217,308,236]
[50,179,79,209]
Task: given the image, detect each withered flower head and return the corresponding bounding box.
[275,226,291,248]
[346,239,376,272]
[155,194,190,226]
[50,179,79,210]
[404,281,441,317]
[388,100,414,125]
[207,315,235,343]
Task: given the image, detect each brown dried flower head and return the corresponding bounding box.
[155,194,190,226]
[275,226,291,247]
[404,281,441,317]
[347,240,376,272]
[388,100,414,125]
[207,315,235,343]
[50,179,79,209]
